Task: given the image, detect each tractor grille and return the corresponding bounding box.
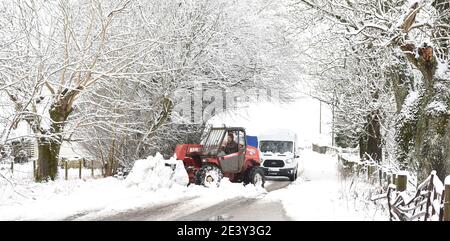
[263,159,285,168]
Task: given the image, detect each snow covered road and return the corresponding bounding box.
[89,180,291,221]
[265,150,387,220]
[84,150,378,221]
[74,151,386,221]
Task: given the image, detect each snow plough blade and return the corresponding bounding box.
[173,144,203,184]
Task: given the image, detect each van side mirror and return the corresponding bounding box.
[295,155,300,158]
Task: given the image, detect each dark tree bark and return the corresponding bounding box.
[387,1,450,181]
[387,60,414,114]
[414,77,449,181]
[398,43,449,181]
[359,134,367,160]
[385,59,416,171]
[35,91,75,181]
[366,110,382,163]
[36,139,61,181]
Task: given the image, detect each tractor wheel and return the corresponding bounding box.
[244,167,265,187]
[195,164,223,188]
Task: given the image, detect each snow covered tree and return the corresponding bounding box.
[76,0,303,174]
[291,0,449,181]
[1,0,302,179]
[0,0,148,181]
[282,5,394,166]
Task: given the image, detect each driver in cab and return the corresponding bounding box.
[221,132,239,155]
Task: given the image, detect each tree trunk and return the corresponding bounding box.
[388,60,414,114]
[359,111,383,164]
[105,140,117,177]
[385,57,416,170]
[36,138,61,181]
[395,111,416,171]
[393,0,450,181]
[398,41,449,181]
[359,134,367,160]
[366,111,382,163]
[414,78,449,181]
[36,103,71,181]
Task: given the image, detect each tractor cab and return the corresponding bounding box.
[174,126,264,187]
[200,127,245,156]
[200,127,247,172]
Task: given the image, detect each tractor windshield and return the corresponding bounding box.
[201,128,226,156]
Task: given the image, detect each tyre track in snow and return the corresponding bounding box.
[71,196,198,221]
[88,178,291,221]
[176,179,291,221]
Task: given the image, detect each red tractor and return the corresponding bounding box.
[174,127,265,187]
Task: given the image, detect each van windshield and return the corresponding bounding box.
[260,141,293,154]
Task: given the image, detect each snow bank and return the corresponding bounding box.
[125,153,188,191]
[445,176,450,186]
[265,150,387,220]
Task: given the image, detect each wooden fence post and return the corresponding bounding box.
[79,160,82,179]
[65,161,68,180]
[444,176,450,221]
[397,172,407,192]
[10,161,13,174]
[91,159,94,178]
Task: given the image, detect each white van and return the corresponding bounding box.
[259,129,300,181]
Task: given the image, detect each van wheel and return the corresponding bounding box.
[288,169,298,181]
[244,167,265,187]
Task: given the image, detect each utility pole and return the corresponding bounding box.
[331,104,334,146]
[319,100,322,135]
